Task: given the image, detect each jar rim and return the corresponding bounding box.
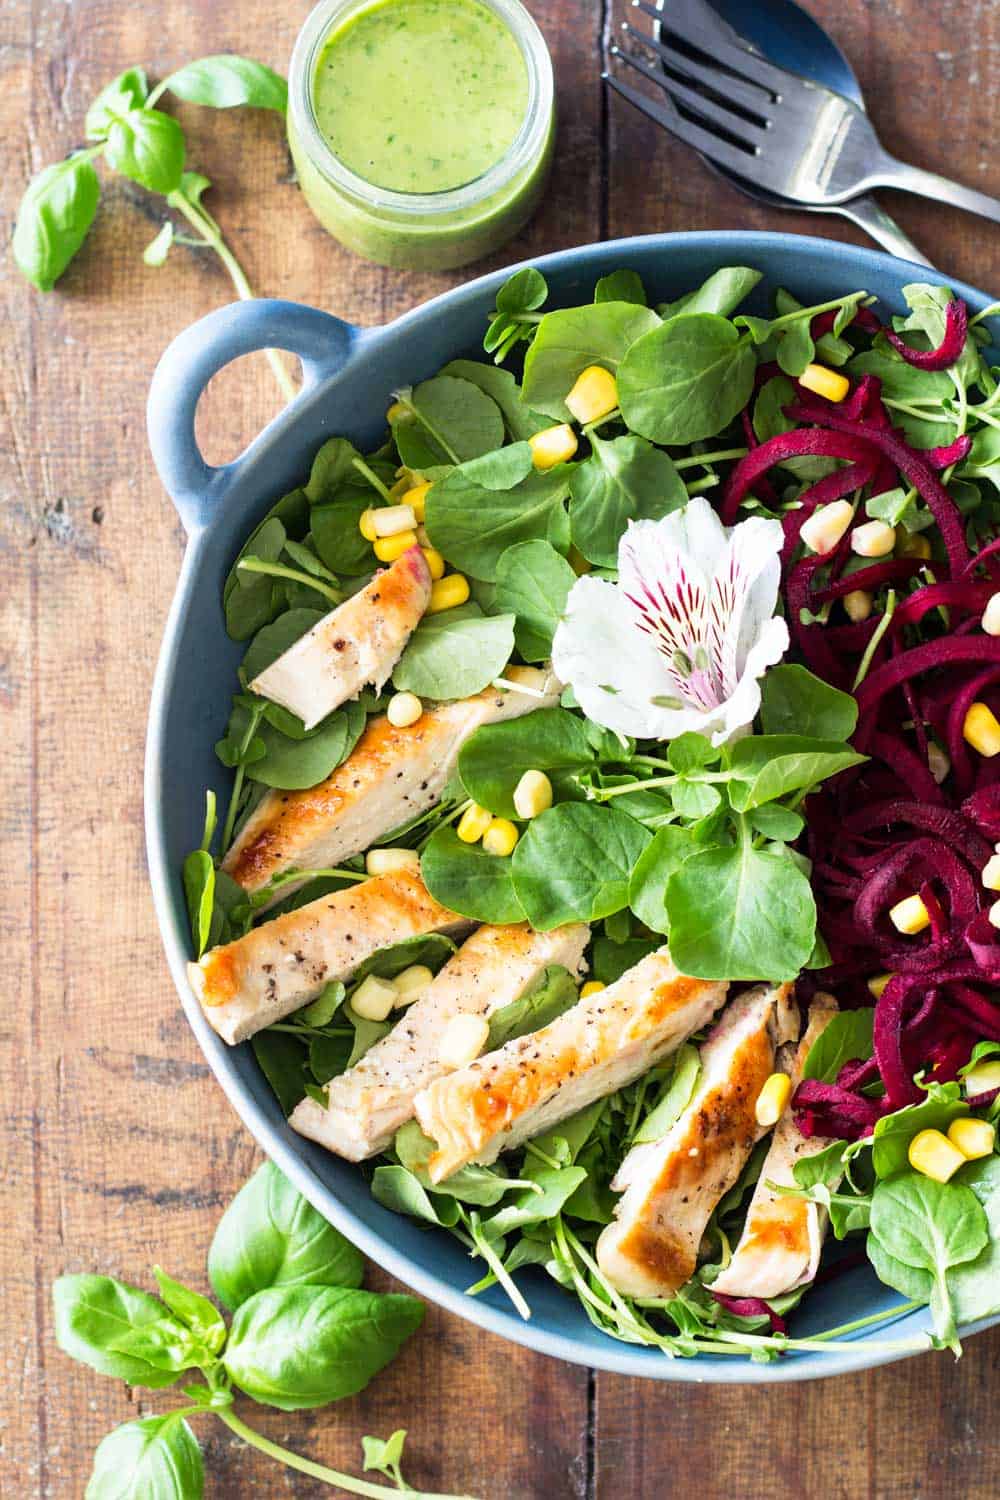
[288,0,554,215]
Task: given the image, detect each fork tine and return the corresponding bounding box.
[609,44,765,147]
[621,22,773,116]
[631,0,796,94]
[604,67,761,180]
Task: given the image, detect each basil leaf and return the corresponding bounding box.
[617,313,756,445]
[493,540,576,662]
[13,155,100,291]
[569,433,687,567]
[511,803,651,928]
[627,825,696,934]
[152,1268,227,1354]
[458,707,595,818]
[426,463,570,580]
[223,1285,423,1409]
[522,301,660,420]
[85,1415,203,1500]
[665,843,816,981]
[52,1275,179,1388]
[392,604,516,700]
[163,55,288,112]
[104,108,185,194]
[420,826,525,923]
[802,1009,874,1084]
[85,68,149,139]
[207,1159,364,1310]
[106,1315,206,1373]
[759,665,859,741]
[595,268,647,306]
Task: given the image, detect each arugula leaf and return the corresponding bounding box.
[759,665,859,741]
[511,803,651,928]
[494,540,575,661]
[426,463,570,581]
[522,301,661,420]
[458,707,596,817]
[392,604,515,699]
[802,1009,874,1084]
[85,1415,204,1500]
[13,154,101,291]
[104,107,185,193]
[162,55,287,112]
[420,826,525,923]
[569,433,687,567]
[617,313,756,445]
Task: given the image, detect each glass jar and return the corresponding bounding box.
[287,0,555,272]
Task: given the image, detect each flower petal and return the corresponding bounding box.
[710,515,785,698]
[715,615,790,745]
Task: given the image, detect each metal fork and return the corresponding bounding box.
[607,0,1000,227]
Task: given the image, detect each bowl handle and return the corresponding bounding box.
[147,299,364,533]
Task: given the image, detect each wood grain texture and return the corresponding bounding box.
[2,0,999,1492]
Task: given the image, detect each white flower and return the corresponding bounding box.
[552,498,789,746]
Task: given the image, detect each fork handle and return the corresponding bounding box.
[841,194,932,268]
[877,157,1000,228]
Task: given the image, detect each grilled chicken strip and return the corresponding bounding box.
[289,921,590,1161]
[188,869,471,1045]
[250,547,431,731]
[596,983,798,1300]
[223,665,561,904]
[710,993,840,1301]
[413,949,728,1184]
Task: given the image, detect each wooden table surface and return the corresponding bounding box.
[5,0,1000,1493]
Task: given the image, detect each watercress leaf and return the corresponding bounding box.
[568,434,687,567]
[251,1028,311,1115]
[634,1044,701,1143]
[760,664,859,740]
[298,980,347,1028]
[344,1007,392,1065]
[393,603,515,699]
[404,375,505,464]
[493,540,575,661]
[483,1165,587,1241]
[733,740,866,808]
[627,825,696,934]
[870,1083,966,1180]
[456,442,534,490]
[667,732,718,774]
[13,154,100,292]
[85,67,149,138]
[847,346,954,405]
[440,359,549,441]
[865,486,931,533]
[143,220,174,266]
[352,933,457,986]
[426,463,571,580]
[420,826,525,923]
[182,850,215,958]
[223,1285,424,1409]
[792,1140,849,1190]
[595,268,648,306]
[665,843,816,981]
[522,301,661,420]
[207,1159,364,1311]
[671,779,721,820]
[241,607,325,681]
[947,1154,1000,1326]
[486,965,580,1049]
[151,1268,227,1355]
[52,1275,179,1388]
[658,266,763,320]
[511,802,651,928]
[776,317,815,378]
[370,1165,459,1226]
[590,934,659,983]
[104,108,185,194]
[85,1415,203,1500]
[163,55,288,112]
[752,374,797,444]
[311,492,378,575]
[802,1009,874,1084]
[867,1232,932,1303]
[249,700,367,789]
[305,437,364,503]
[458,707,596,818]
[747,802,804,842]
[617,313,756,445]
[496,265,548,314]
[224,511,294,641]
[395,1123,529,1206]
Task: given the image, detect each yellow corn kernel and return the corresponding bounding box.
[898,532,932,560]
[964,1059,1000,1097]
[428,573,470,613]
[565,365,619,425]
[989,898,1000,930]
[404,480,432,522]
[529,423,578,470]
[868,972,894,1000]
[843,589,873,623]
[889,893,931,935]
[965,702,1000,757]
[420,546,446,581]
[982,855,1000,891]
[567,545,592,576]
[852,520,896,558]
[927,743,951,784]
[800,499,854,556]
[908,1128,966,1183]
[365,847,421,877]
[482,817,519,857]
[393,964,435,1008]
[351,973,399,1022]
[755,1072,793,1128]
[798,363,851,403]
[359,507,379,542]
[374,529,419,562]
[372,504,417,538]
[947,1117,996,1161]
[439,1013,490,1069]
[386,400,410,424]
[580,980,606,999]
[513,769,553,820]
[386,691,423,729]
[457,803,492,844]
[982,593,1000,637]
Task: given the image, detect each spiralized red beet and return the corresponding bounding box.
[925,433,973,469]
[710,1291,787,1335]
[792,1080,885,1140]
[885,297,969,371]
[873,974,927,1108]
[721,430,880,525]
[961,785,1000,838]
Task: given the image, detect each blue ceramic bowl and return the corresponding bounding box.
[146,231,1000,1380]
